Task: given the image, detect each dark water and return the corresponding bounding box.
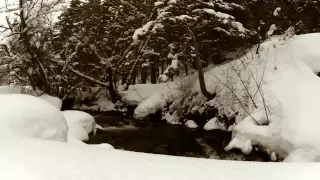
[85,111,270,161]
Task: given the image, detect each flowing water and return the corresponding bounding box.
[85,111,271,161]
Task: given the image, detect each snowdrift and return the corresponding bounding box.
[0,135,319,180]
[0,94,68,142]
[121,33,320,161]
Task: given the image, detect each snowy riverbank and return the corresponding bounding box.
[120,33,320,161]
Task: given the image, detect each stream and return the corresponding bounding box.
[85,111,271,161]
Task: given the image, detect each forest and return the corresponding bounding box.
[1,0,320,179]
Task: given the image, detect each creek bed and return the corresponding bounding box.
[85,111,271,161]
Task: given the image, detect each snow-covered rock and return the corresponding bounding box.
[203,117,226,131]
[62,110,99,141]
[134,92,166,120]
[38,93,62,110]
[0,94,68,142]
[185,120,198,128]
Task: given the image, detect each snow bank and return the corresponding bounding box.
[120,78,193,106]
[122,33,320,161]
[62,110,98,141]
[224,33,320,161]
[0,85,36,95]
[73,88,115,111]
[0,94,68,142]
[1,135,320,180]
[134,92,166,120]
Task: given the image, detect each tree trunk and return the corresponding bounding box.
[141,66,147,84]
[187,27,215,100]
[122,73,128,85]
[183,55,188,75]
[161,60,164,74]
[19,0,51,94]
[131,70,136,85]
[150,56,157,84]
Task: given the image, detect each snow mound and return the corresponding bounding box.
[134,92,166,120]
[185,120,198,128]
[204,117,226,131]
[38,93,62,110]
[0,94,68,142]
[62,110,98,141]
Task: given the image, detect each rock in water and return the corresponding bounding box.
[185,120,199,128]
[62,110,100,141]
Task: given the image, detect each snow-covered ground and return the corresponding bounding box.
[121,33,320,161]
[1,135,320,180]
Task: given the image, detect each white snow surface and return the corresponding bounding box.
[198,8,234,20]
[134,92,166,120]
[62,110,97,141]
[39,93,62,110]
[185,120,198,128]
[204,117,226,131]
[273,7,281,16]
[225,33,320,161]
[0,94,68,142]
[154,1,164,6]
[132,21,154,43]
[267,24,277,37]
[1,136,320,180]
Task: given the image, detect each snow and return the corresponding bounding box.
[122,33,320,161]
[224,33,320,161]
[120,82,184,106]
[62,110,98,141]
[168,0,177,4]
[198,8,234,20]
[73,88,115,111]
[38,93,62,110]
[0,155,44,180]
[132,21,154,43]
[185,120,198,128]
[266,24,277,37]
[273,7,281,17]
[0,85,36,95]
[213,27,231,35]
[152,23,165,33]
[154,1,164,6]
[1,136,320,180]
[231,21,248,34]
[203,117,226,131]
[134,92,166,120]
[0,94,68,142]
[175,15,195,21]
